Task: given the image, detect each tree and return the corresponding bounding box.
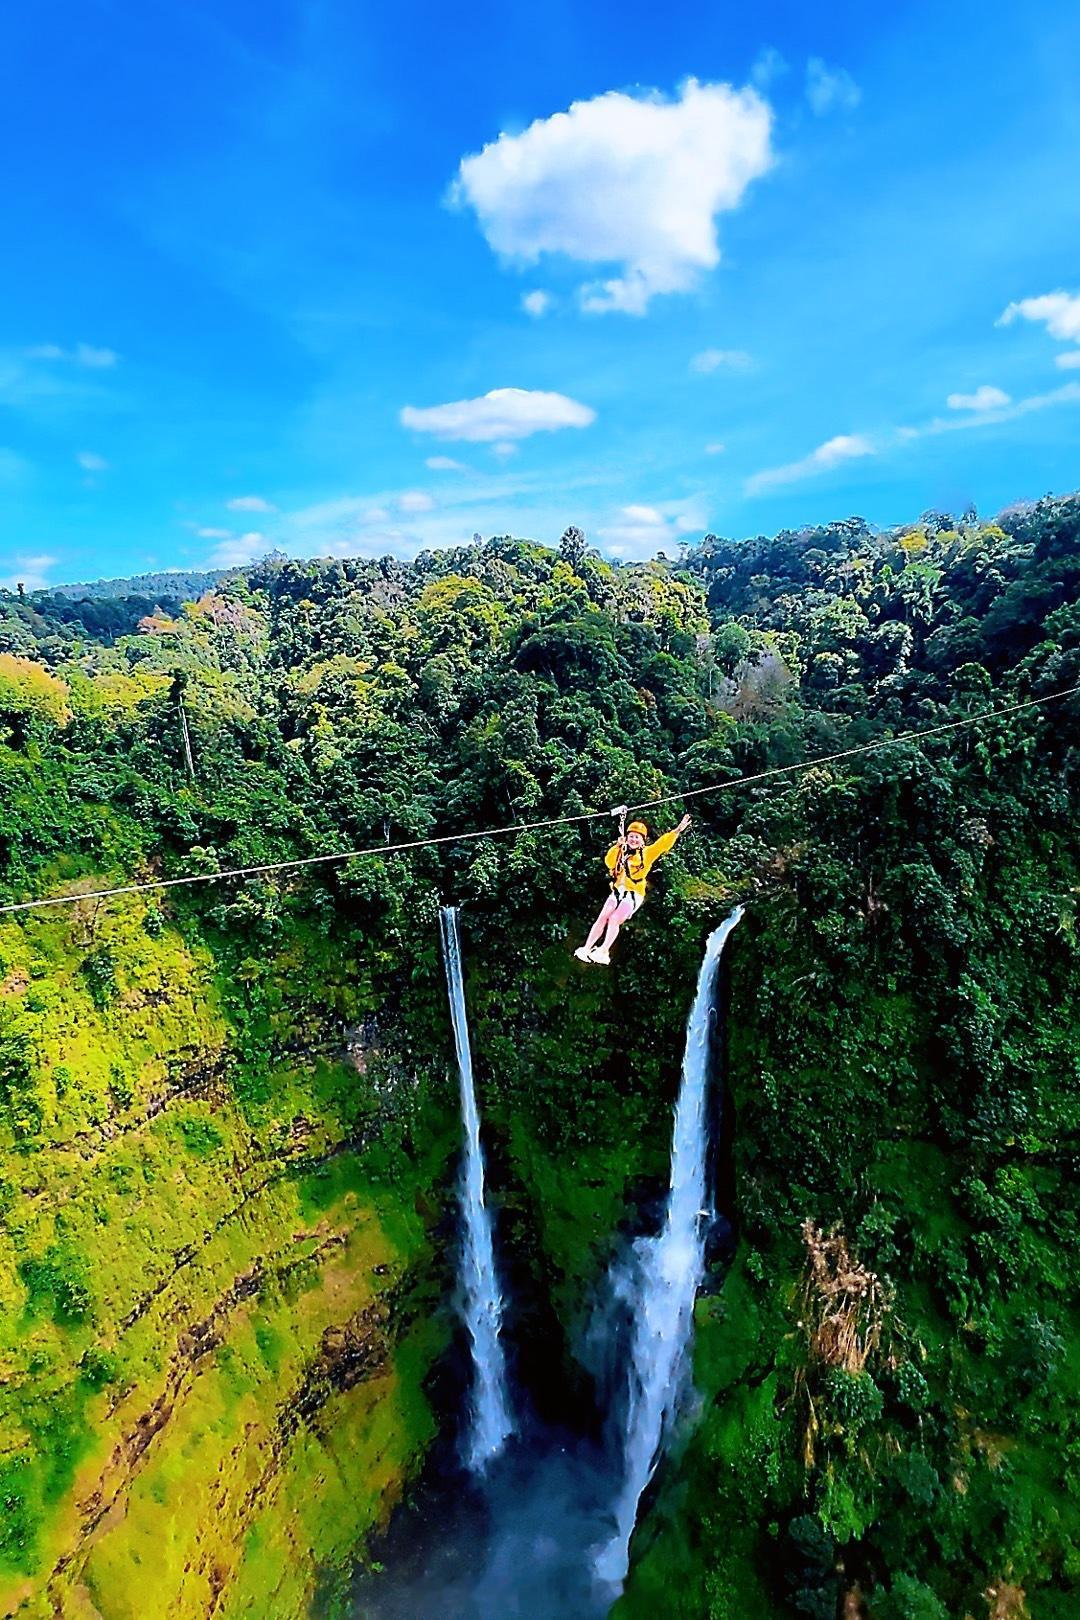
[558,525,588,570]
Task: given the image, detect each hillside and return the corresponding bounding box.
[1,499,1078,1618]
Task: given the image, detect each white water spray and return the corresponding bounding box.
[596,907,744,1586]
[439,906,514,1473]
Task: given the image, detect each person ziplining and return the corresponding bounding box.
[574,811,692,965]
[0,682,1075,922]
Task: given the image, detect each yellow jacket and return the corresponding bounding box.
[605,828,680,898]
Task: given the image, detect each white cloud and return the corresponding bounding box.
[26,342,118,368]
[705,441,726,455]
[998,291,1080,345]
[909,381,1080,438]
[363,505,390,523]
[599,506,675,558]
[522,290,553,317]
[227,494,277,513]
[401,387,595,442]
[0,553,57,592]
[691,347,751,373]
[450,77,774,315]
[208,531,269,568]
[746,433,874,494]
[491,441,518,460]
[946,385,1011,412]
[425,455,467,471]
[752,47,789,89]
[76,449,109,471]
[597,498,707,558]
[1,347,116,415]
[397,490,435,514]
[805,58,862,116]
[1057,351,1080,370]
[196,526,233,540]
[75,343,117,369]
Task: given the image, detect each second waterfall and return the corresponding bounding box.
[596,905,744,1586]
[439,905,514,1473]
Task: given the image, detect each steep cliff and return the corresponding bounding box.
[0,897,454,1619]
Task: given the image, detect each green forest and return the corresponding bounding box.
[1,495,1078,1619]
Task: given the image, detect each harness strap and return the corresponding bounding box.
[609,803,630,889]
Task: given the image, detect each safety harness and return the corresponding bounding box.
[608,804,646,893]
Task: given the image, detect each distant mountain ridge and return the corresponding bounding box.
[49,567,227,602]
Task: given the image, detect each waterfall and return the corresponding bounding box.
[595,907,744,1586]
[439,906,514,1473]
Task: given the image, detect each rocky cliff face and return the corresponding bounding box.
[0,896,455,1620]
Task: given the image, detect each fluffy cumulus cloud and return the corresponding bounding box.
[450,78,774,315]
[521,290,553,317]
[691,347,751,373]
[26,342,118,368]
[805,58,862,115]
[999,290,1080,345]
[76,449,109,471]
[397,490,434,513]
[401,387,595,442]
[1057,351,1080,370]
[946,385,1011,412]
[0,553,58,591]
[227,494,277,513]
[746,433,874,494]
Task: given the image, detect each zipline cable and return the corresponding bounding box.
[627,680,1080,814]
[1,681,1077,918]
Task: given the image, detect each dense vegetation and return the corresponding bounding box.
[1,496,1078,1618]
[47,567,228,604]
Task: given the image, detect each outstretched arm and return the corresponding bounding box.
[642,815,692,872]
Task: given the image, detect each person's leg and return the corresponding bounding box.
[582,893,619,952]
[597,894,637,952]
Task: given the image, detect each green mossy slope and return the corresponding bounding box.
[0,899,455,1619]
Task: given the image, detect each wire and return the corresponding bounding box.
[0,681,1076,917]
[627,682,1080,813]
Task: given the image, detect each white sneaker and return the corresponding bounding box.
[589,947,611,965]
[573,946,594,963]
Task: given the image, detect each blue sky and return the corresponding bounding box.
[1,0,1079,589]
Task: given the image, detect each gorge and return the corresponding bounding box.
[1,499,1079,1618]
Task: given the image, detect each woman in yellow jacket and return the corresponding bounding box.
[575,813,691,964]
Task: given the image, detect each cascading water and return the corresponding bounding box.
[595,906,744,1587]
[439,906,514,1473]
